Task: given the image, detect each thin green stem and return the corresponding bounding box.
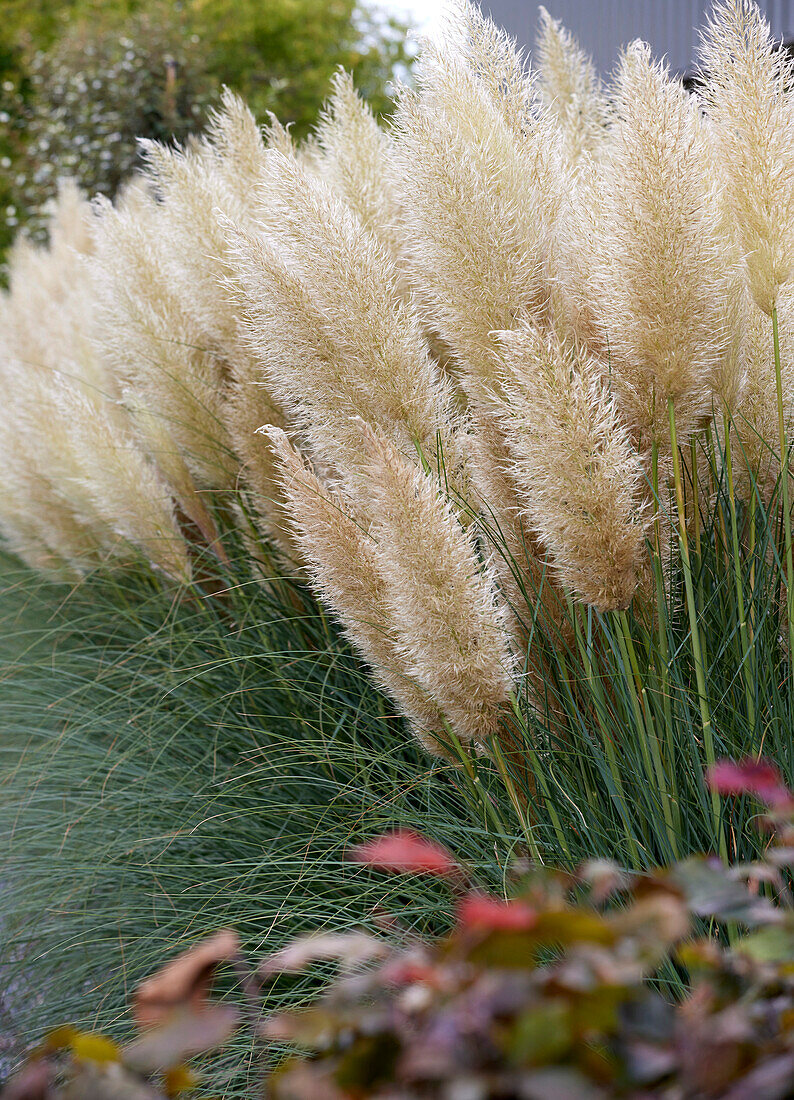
[651,441,676,804]
[615,610,677,859]
[508,695,571,863]
[669,398,726,859]
[574,607,642,866]
[772,305,794,673]
[443,723,512,839]
[723,413,756,729]
[489,727,542,864]
[690,436,701,562]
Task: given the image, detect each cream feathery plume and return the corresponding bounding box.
[547,152,612,356]
[138,138,251,352]
[203,87,267,209]
[225,385,295,557]
[0,444,83,575]
[347,422,516,746]
[0,184,191,580]
[47,178,97,259]
[0,294,188,582]
[55,386,190,582]
[139,112,286,357]
[597,41,732,449]
[390,8,566,399]
[139,130,289,541]
[448,0,536,139]
[0,274,115,572]
[223,155,461,479]
[264,426,448,753]
[218,220,326,554]
[0,310,104,575]
[465,406,565,644]
[497,323,648,611]
[536,7,609,163]
[265,113,297,159]
[4,195,111,399]
[313,70,404,267]
[91,191,237,503]
[0,220,117,568]
[0,360,112,569]
[699,0,794,316]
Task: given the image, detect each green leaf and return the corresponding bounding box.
[736,924,794,965]
[668,859,781,925]
[333,1032,400,1091]
[509,1001,574,1066]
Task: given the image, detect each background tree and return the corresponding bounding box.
[0,0,412,263]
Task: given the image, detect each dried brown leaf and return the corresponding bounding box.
[133,929,239,1029]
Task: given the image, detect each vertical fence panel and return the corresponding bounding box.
[482,0,794,78]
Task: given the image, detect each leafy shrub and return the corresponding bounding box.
[181,0,412,132]
[3,11,212,248]
[6,761,794,1098]
[0,0,411,256]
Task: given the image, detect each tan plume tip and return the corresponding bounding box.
[496,324,648,612]
[263,425,451,754]
[313,69,404,266]
[389,15,566,396]
[348,419,516,746]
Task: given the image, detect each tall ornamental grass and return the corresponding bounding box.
[3,0,794,1079]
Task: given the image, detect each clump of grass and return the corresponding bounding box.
[491,424,792,871]
[0,541,510,1094]
[1,439,792,1092]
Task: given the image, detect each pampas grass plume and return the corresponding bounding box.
[348,422,516,747]
[700,0,794,316]
[498,323,647,611]
[597,41,732,448]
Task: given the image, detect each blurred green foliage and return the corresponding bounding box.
[182,0,411,129]
[0,0,412,262]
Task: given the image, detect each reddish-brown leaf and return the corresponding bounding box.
[132,929,239,1029]
[457,892,538,932]
[707,759,792,807]
[351,830,457,876]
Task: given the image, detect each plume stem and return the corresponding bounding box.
[443,722,511,839]
[689,436,701,562]
[574,606,643,866]
[669,397,725,859]
[650,438,676,801]
[614,609,677,859]
[487,729,542,863]
[772,305,794,668]
[723,412,756,727]
[508,695,571,862]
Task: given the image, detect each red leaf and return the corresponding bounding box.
[380,959,440,986]
[351,830,457,876]
[706,759,793,807]
[457,893,538,932]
